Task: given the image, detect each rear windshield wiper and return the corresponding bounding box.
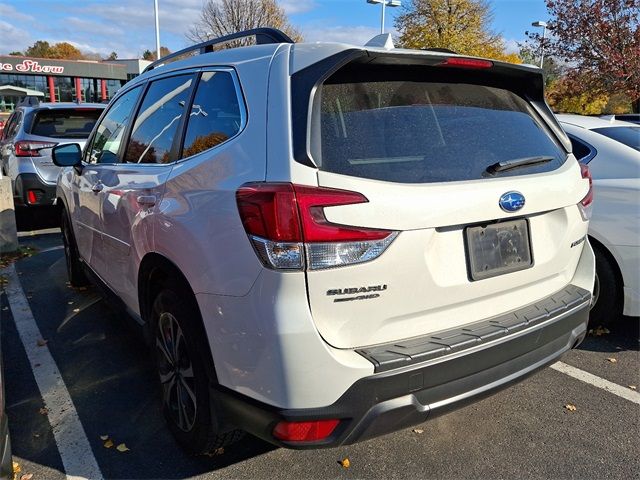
[486,156,554,174]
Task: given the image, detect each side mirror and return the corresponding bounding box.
[52,143,82,167]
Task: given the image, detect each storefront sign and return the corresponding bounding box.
[0,60,64,74]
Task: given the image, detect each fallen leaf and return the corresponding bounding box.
[36,339,48,347]
[67,301,74,305]
[2,307,8,311]
[412,428,424,434]
[33,433,40,438]
[116,443,130,452]
[100,435,109,441]
[590,326,610,337]
[629,385,637,390]
[20,474,34,480]
[103,439,114,449]
[12,461,20,475]
[204,447,225,457]
[606,357,618,363]
[39,407,49,415]
[339,458,350,468]
[564,404,577,412]
[72,308,80,313]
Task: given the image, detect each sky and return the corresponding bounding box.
[0,0,548,59]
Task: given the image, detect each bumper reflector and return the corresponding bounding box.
[272,419,340,442]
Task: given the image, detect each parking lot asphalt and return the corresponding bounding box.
[2,230,639,480]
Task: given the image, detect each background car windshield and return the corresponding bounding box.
[311,76,566,183]
[592,126,640,152]
[29,108,102,138]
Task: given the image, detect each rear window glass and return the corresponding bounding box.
[311,75,566,183]
[592,127,640,152]
[30,108,102,139]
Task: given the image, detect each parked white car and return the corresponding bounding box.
[51,29,594,453]
[558,114,640,325]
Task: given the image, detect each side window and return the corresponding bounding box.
[569,135,595,163]
[124,74,195,164]
[87,86,141,164]
[7,112,22,138]
[181,71,242,159]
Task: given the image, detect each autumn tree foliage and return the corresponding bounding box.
[186,0,303,46]
[395,0,520,63]
[15,41,84,60]
[530,0,640,112]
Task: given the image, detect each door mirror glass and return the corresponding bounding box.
[52,143,82,167]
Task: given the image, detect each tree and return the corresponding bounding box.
[395,0,520,62]
[24,40,52,58]
[186,0,303,46]
[528,0,640,112]
[142,46,171,61]
[107,51,118,60]
[23,40,84,60]
[8,51,23,56]
[48,42,83,60]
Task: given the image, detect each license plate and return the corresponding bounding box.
[466,219,532,280]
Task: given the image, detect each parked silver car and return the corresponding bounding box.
[0,100,104,211]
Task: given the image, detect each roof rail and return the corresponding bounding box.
[144,27,294,73]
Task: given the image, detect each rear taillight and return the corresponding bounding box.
[578,163,593,220]
[15,140,57,157]
[272,419,340,442]
[438,57,494,69]
[236,183,398,270]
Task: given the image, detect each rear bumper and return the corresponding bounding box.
[218,286,591,448]
[0,414,11,480]
[13,173,56,207]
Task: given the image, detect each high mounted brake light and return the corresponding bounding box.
[236,183,398,270]
[438,57,494,69]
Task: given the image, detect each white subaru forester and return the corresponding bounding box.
[52,29,595,453]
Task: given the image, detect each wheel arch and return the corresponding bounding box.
[587,235,624,298]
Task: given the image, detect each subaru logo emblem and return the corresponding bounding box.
[499,191,525,212]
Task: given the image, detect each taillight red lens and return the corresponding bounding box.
[15,140,57,157]
[272,419,340,442]
[236,184,302,241]
[293,185,392,242]
[438,57,494,69]
[236,183,392,243]
[27,190,38,204]
[580,163,593,207]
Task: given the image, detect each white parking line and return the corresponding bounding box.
[551,361,640,405]
[3,264,104,480]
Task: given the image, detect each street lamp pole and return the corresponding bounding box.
[531,20,547,68]
[154,0,161,60]
[367,0,401,35]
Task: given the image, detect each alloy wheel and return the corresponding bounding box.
[155,312,197,432]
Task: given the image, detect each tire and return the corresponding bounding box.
[151,282,243,454]
[589,246,622,327]
[60,209,89,287]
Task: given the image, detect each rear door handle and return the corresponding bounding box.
[136,195,156,207]
[91,182,103,193]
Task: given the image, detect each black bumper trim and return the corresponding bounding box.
[216,287,590,449]
[13,173,56,207]
[357,285,591,372]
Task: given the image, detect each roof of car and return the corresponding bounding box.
[556,114,637,130]
[131,37,542,87]
[18,102,106,112]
